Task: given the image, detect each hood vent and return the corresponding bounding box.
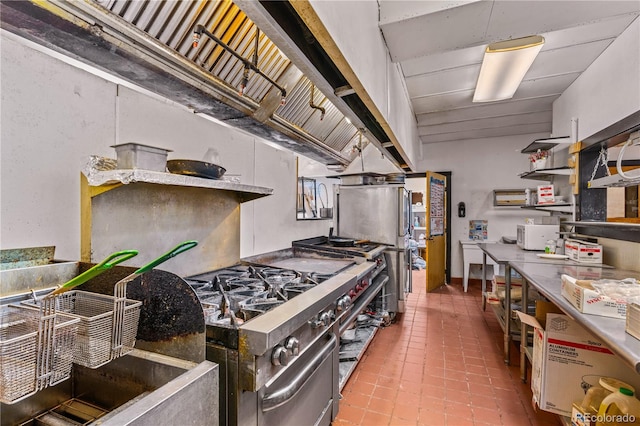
[0,0,377,169]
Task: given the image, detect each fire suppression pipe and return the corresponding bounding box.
[309,84,325,121]
[193,24,286,104]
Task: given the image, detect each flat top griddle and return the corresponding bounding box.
[262,257,354,274]
[292,236,387,259]
[241,247,358,275]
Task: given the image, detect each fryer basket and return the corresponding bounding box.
[0,304,79,404]
[23,290,142,369]
[54,291,142,368]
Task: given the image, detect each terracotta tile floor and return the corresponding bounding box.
[333,270,561,426]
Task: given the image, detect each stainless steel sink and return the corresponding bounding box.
[2,349,218,426]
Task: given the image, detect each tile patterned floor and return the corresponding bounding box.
[333,270,561,426]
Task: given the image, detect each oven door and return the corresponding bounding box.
[239,327,339,426]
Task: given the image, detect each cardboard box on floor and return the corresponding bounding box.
[516,311,640,417]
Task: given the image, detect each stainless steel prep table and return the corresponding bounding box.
[477,243,612,364]
[509,261,640,383]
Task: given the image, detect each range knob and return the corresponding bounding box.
[285,336,300,356]
[271,345,290,366]
[336,295,351,312]
[355,283,363,292]
[320,311,332,326]
[310,311,331,329]
[348,290,357,299]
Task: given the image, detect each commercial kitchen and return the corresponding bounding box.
[1,1,640,425]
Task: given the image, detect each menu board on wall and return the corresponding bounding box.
[429,176,445,236]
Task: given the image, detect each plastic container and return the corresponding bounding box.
[111,143,171,171]
[545,239,556,254]
[599,377,635,394]
[596,386,640,426]
[582,386,611,414]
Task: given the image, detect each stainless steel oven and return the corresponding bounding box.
[187,248,377,425]
[236,325,339,426]
[336,184,412,315]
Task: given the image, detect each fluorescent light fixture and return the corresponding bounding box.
[473,35,545,103]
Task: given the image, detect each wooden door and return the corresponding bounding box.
[425,172,447,291]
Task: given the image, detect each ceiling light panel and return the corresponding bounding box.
[473,35,545,103]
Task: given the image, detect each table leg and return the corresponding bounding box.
[520,277,529,382]
[481,253,487,311]
[504,264,511,365]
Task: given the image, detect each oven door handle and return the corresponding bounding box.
[262,333,337,412]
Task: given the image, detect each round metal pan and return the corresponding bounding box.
[329,237,356,247]
[166,159,226,180]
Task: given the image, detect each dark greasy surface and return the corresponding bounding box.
[166,159,226,180]
[78,263,205,341]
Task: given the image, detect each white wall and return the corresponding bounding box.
[416,133,551,279]
[553,17,640,140]
[551,17,640,271]
[0,33,330,261]
[308,0,420,168]
[0,34,116,259]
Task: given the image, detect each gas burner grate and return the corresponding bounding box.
[187,265,329,326]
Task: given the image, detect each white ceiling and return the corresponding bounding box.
[378,0,640,144]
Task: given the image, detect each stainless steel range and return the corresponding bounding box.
[291,236,392,388]
[186,247,388,426]
[75,167,391,425]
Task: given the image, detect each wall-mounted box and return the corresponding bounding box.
[493,189,528,206]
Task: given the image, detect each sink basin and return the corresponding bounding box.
[3,349,218,425]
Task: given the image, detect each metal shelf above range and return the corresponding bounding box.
[519,167,572,181]
[82,168,273,202]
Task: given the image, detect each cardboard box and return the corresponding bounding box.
[566,239,603,264]
[565,239,577,260]
[536,184,555,204]
[535,300,563,328]
[626,303,640,341]
[561,274,628,319]
[516,311,640,417]
[493,275,523,286]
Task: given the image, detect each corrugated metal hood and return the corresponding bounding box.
[0,0,402,169]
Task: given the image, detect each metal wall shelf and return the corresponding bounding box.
[519,167,572,181]
[521,203,573,213]
[588,173,640,188]
[521,136,571,153]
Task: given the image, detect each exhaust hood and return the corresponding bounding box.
[0,0,404,170]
